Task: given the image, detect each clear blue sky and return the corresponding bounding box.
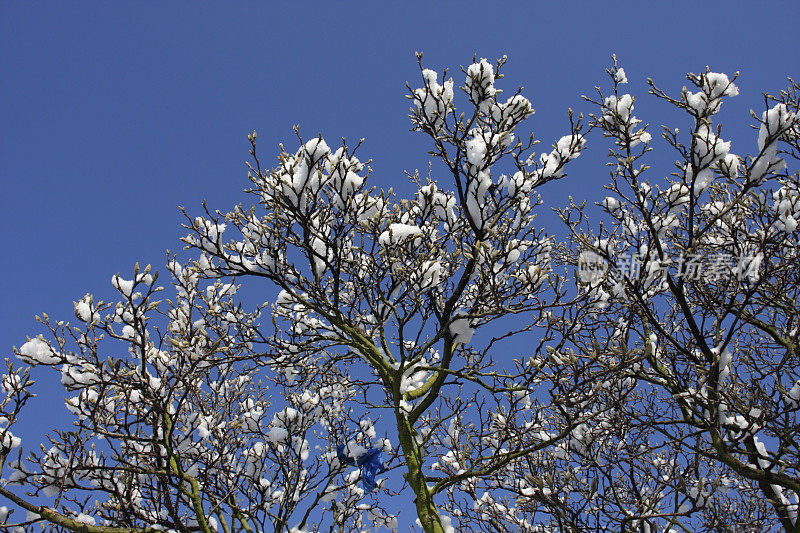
[1,0,798,525]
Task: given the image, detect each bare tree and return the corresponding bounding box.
[550,59,800,531]
[7,54,793,533]
[1,259,401,532]
[1,55,607,533]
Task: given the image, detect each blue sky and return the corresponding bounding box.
[2,0,799,526]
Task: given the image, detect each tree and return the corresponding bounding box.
[0,54,603,533]
[1,55,797,533]
[535,60,800,531]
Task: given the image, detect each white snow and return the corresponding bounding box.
[293,436,310,461]
[665,184,688,209]
[789,381,800,401]
[693,125,730,168]
[602,196,620,211]
[752,103,795,182]
[413,69,454,132]
[268,426,289,444]
[705,72,739,98]
[788,381,800,406]
[604,94,633,122]
[465,169,492,229]
[686,71,738,116]
[0,431,21,450]
[303,137,330,162]
[75,514,96,526]
[18,336,61,365]
[466,59,496,105]
[74,295,98,324]
[491,95,533,123]
[772,187,800,233]
[400,362,430,395]
[416,260,442,289]
[536,134,585,182]
[717,349,732,390]
[111,275,135,297]
[466,134,488,166]
[417,183,456,225]
[449,314,474,345]
[379,223,423,247]
[439,513,456,533]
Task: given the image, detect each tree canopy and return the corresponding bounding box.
[1,55,799,533]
